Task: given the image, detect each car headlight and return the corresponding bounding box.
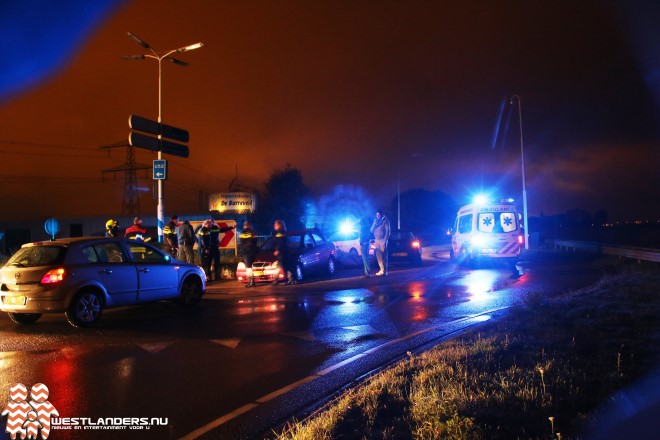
[237,262,246,270]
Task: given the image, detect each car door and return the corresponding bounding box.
[79,242,139,306]
[304,232,324,270]
[124,242,179,302]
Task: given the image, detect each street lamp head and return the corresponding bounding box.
[177,42,204,53]
[168,58,189,67]
[127,32,150,49]
[121,55,146,60]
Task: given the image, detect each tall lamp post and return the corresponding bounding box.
[122,32,203,242]
[510,95,529,250]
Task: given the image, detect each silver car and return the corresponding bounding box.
[0,237,206,327]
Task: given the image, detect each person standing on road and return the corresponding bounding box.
[359,216,372,278]
[105,219,120,238]
[272,219,295,285]
[370,209,390,276]
[177,219,196,264]
[163,215,179,258]
[125,217,150,242]
[240,221,259,287]
[197,220,213,282]
[208,219,236,281]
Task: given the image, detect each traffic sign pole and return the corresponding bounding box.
[128,114,190,242]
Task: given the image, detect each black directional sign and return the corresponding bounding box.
[129,132,190,158]
[129,114,189,143]
[128,114,190,158]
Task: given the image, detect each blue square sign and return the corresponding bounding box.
[153,159,167,180]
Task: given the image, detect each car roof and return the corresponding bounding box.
[22,237,144,247]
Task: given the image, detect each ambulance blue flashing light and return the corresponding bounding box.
[473,194,515,205]
[473,194,489,205]
[339,219,355,235]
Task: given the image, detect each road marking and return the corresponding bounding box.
[210,338,241,349]
[179,403,259,440]
[137,342,174,353]
[255,375,318,403]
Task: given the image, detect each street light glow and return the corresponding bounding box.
[178,42,203,52]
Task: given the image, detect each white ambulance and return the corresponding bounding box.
[450,198,524,265]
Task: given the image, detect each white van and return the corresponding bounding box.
[450,199,523,265]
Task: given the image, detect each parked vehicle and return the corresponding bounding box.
[368,229,422,267]
[0,237,206,327]
[387,229,423,266]
[237,229,336,283]
[449,198,523,265]
[329,229,362,265]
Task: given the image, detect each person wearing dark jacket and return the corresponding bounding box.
[177,220,195,264]
[197,220,213,281]
[272,219,295,285]
[163,215,179,257]
[207,219,235,281]
[359,216,372,278]
[240,221,259,287]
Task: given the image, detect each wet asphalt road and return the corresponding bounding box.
[0,248,602,439]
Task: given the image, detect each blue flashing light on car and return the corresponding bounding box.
[339,218,357,235]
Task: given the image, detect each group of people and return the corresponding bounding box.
[104,215,237,283]
[102,208,392,286]
[105,217,151,242]
[163,215,236,282]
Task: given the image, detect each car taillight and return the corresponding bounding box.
[40,268,66,284]
[412,240,420,248]
[518,235,524,245]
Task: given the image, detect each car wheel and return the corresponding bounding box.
[66,290,103,328]
[296,263,304,282]
[327,256,336,275]
[178,277,203,307]
[7,312,42,324]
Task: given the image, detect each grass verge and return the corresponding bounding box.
[274,259,660,439]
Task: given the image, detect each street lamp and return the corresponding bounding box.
[509,95,529,250]
[122,32,203,242]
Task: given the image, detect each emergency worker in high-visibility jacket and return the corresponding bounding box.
[240,221,259,287]
[125,217,151,242]
[163,215,179,257]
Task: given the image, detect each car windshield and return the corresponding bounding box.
[7,246,66,267]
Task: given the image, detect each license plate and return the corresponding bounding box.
[253,270,264,277]
[392,252,408,257]
[4,296,26,306]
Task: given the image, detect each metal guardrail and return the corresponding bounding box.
[547,240,660,263]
